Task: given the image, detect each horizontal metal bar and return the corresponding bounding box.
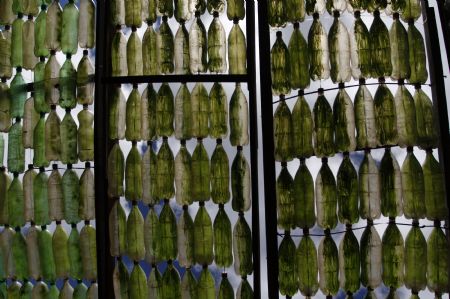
[102,74,250,84]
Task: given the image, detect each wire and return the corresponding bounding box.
[272,82,433,104]
[277,221,447,237]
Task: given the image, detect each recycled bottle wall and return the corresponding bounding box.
[107,0,255,297]
[267,0,449,298]
[0,0,97,296]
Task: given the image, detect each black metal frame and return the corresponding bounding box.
[258,1,450,298]
[93,1,261,297]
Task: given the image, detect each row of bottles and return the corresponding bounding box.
[1,105,94,173]
[0,279,98,298]
[108,81,253,297]
[109,202,252,290]
[277,148,447,231]
[111,15,247,76]
[109,82,249,144]
[268,0,422,27]
[112,261,253,298]
[0,0,95,76]
[273,83,437,161]
[0,222,97,282]
[108,139,251,207]
[278,222,448,297]
[0,163,95,227]
[271,12,427,94]
[110,0,245,26]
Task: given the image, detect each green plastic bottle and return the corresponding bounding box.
[177,207,194,267]
[350,12,371,79]
[191,139,210,201]
[127,29,143,76]
[229,83,249,146]
[408,23,428,84]
[194,204,214,265]
[279,233,297,297]
[370,11,392,77]
[77,51,94,105]
[155,137,175,199]
[268,0,286,28]
[34,6,49,58]
[423,150,447,221]
[158,17,175,74]
[78,0,95,49]
[293,160,315,228]
[209,83,228,138]
[309,15,330,80]
[174,23,190,75]
[380,148,403,218]
[143,24,159,75]
[44,52,60,106]
[354,81,377,148]
[11,16,24,68]
[125,143,142,201]
[374,80,398,146]
[390,13,410,80]
[313,90,334,157]
[394,84,417,147]
[0,28,12,79]
[333,87,356,152]
[156,83,174,137]
[62,165,80,224]
[45,0,62,51]
[337,153,358,224]
[210,141,229,204]
[213,206,232,267]
[111,28,127,77]
[228,22,246,75]
[61,0,78,54]
[59,56,77,109]
[7,120,25,173]
[78,108,94,162]
[174,83,192,140]
[382,221,404,288]
[318,233,339,296]
[402,148,425,219]
[233,214,253,276]
[33,114,48,167]
[191,83,209,138]
[273,100,293,162]
[208,14,227,73]
[189,14,207,74]
[316,158,337,229]
[156,201,177,261]
[0,81,11,132]
[45,107,61,161]
[10,70,27,118]
[125,86,142,141]
[271,31,290,96]
[289,23,309,90]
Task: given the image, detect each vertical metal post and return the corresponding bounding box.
[257,0,280,298]
[245,0,261,297]
[434,0,450,70]
[421,0,450,290]
[94,0,115,297]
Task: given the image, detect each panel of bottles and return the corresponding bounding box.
[0,0,97,297]
[109,0,247,76]
[268,0,448,298]
[107,81,255,297]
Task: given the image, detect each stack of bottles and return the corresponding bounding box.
[0,0,97,297]
[269,0,448,297]
[107,82,255,298]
